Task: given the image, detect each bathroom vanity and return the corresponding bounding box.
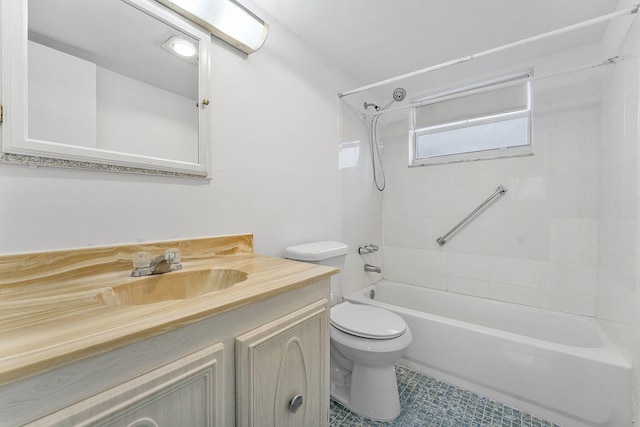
[0,234,334,426]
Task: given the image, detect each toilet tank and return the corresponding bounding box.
[284,241,348,305]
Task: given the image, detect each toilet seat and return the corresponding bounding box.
[330,302,407,339]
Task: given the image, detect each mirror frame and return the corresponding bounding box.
[1,0,213,178]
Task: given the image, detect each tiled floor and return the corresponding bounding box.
[330,365,562,427]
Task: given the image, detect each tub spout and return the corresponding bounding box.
[364,264,382,273]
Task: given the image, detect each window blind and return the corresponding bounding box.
[415,79,529,129]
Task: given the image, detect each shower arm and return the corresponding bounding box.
[436,185,507,247]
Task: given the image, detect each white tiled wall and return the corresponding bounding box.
[596,8,640,420]
[338,99,384,296]
[378,50,603,316]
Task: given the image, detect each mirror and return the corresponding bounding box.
[1,0,212,177]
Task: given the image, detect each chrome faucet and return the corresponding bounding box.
[364,263,382,273]
[358,244,379,255]
[131,249,182,277]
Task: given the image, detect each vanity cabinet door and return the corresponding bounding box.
[236,299,329,427]
[25,343,225,427]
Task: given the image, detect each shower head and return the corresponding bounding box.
[364,88,406,113]
[393,88,406,102]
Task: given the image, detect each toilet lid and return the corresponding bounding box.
[330,302,407,339]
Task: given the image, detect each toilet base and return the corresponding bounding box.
[330,363,401,421]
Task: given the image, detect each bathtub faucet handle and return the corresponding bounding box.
[358,244,379,255]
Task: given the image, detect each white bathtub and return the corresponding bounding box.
[344,280,632,427]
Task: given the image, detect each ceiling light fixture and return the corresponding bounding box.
[162,35,198,63]
[155,0,269,54]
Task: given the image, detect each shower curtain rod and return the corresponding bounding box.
[338,4,639,98]
[361,55,623,118]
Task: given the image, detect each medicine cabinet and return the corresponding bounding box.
[0,0,213,177]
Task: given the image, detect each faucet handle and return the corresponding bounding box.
[164,248,181,263]
[132,252,151,269]
[358,244,379,255]
[131,252,152,277]
[165,248,183,271]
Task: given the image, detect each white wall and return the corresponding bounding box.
[597,6,640,418]
[0,3,352,257]
[377,45,603,316]
[338,98,384,295]
[96,67,199,162]
[28,41,97,148]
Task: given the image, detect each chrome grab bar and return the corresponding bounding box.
[436,185,508,247]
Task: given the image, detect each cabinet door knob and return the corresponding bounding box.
[289,394,303,413]
[196,99,210,108]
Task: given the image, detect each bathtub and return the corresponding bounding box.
[344,280,632,427]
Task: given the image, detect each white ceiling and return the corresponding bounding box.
[252,0,620,95]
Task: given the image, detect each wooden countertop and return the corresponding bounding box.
[0,234,336,386]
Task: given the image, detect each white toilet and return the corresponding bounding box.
[284,241,412,421]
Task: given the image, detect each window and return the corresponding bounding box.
[410,72,532,166]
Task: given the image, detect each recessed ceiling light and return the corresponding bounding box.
[162,35,198,64]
